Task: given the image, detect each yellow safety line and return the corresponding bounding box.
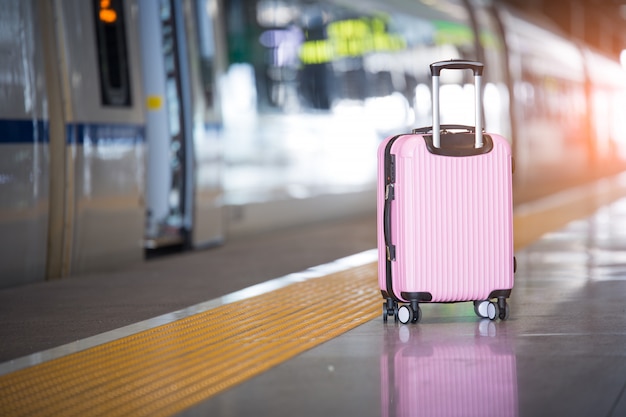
[513,175,626,250]
[0,264,381,417]
[2,176,626,416]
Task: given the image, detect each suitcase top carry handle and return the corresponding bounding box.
[430,60,484,77]
[430,60,484,149]
[413,124,476,135]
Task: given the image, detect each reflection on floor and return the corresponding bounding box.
[187,198,626,417]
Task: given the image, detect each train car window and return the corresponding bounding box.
[93,0,132,106]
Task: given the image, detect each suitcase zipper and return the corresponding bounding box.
[384,183,395,261]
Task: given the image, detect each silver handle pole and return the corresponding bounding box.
[474,74,483,148]
[432,75,440,148]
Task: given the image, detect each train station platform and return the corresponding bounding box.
[1,174,626,416]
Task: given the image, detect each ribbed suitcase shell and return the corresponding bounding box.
[377,132,514,303]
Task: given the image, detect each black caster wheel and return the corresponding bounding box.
[382,299,398,322]
[409,300,421,323]
[412,305,422,323]
[498,298,510,320]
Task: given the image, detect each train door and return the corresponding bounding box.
[138,0,223,250]
[42,0,146,279]
[183,0,225,248]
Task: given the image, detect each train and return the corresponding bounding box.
[2,0,626,288]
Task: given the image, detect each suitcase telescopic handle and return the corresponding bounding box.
[429,60,484,149]
[430,60,484,76]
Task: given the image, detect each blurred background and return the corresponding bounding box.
[2,0,626,288]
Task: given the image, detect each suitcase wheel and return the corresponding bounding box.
[473,298,510,321]
[382,299,398,322]
[498,297,510,320]
[474,300,496,320]
[397,304,421,324]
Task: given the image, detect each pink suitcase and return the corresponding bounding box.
[377,60,515,324]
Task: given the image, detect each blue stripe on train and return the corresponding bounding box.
[0,119,49,144]
[0,119,145,145]
[66,123,145,146]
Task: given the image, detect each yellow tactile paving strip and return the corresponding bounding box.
[2,175,626,417]
[0,264,381,417]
